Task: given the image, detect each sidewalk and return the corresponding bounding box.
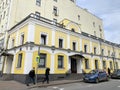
[29,79,82,89]
[0,79,82,90]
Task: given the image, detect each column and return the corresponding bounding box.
[50,53,55,74]
[27,22,35,42]
[24,51,33,74]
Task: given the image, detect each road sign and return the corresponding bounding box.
[36,56,40,63]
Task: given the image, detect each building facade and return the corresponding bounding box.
[0,0,120,82]
[2,14,120,82]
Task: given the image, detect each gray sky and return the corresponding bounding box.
[76,0,120,44]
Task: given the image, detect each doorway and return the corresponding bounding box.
[71,58,77,73]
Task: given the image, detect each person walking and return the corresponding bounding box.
[42,68,50,84]
[26,67,36,86]
[108,68,111,76]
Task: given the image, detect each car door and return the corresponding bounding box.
[99,71,105,81]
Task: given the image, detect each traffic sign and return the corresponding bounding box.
[36,56,40,63]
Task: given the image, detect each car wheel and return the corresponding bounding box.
[95,78,99,83]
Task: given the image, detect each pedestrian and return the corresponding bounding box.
[26,67,36,86]
[108,68,111,76]
[42,67,50,84]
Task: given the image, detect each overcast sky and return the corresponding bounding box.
[76,0,120,44]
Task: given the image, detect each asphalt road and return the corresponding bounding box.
[31,79,120,90]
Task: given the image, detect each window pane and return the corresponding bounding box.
[85,59,89,69]
[39,54,46,68]
[17,54,22,68]
[41,34,46,45]
[58,56,64,68]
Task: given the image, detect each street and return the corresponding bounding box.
[31,79,120,90]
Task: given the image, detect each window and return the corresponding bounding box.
[59,38,63,48]
[94,47,96,54]
[3,11,6,19]
[53,6,58,16]
[17,54,22,68]
[54,0,57,2]
[39,54,46,68]
[100,33,102,38]
[20,34,24,45]
[101,49,104,55]
[71,28,75,32]
[36,0,41,6]
[70,0,74,2]
[108,50,110,56]
[58,55,64,68]
[103,61,106,69]
[78,15,80,20]
[84,45,87,53]
[41,34,47,45]
[53,18,57,24]
[11,38,14,48]
[93,22,95,27]
[95,60,98,69]
[35,11,40,19]
[99,25,102,31]
[110,62,113,70]
[94,31,96,36]
[73,42,76,51]
[85,59,89,69]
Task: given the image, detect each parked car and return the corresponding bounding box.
[111,69,120,79]
[83,70,109,83]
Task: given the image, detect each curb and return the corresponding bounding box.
[29,80,83,89]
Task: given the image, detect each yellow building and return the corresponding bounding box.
[2,14,120,83]
[0,0,120,82]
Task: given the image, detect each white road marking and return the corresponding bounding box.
[118,86,120,87]
[52,87,64,90]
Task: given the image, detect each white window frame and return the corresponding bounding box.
[40,32,48,45]
[20,33,24,45]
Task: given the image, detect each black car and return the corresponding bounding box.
[111,69,120,79]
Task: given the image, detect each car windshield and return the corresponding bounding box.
[89,70,98,74]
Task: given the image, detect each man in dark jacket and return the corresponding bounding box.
[26,67,35,86]
[42,68,50,84]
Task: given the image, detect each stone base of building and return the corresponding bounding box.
[1,73,83,83]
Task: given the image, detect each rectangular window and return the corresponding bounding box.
[78,15,80,20]
[35,11,40,19]
[59,39,63,48]
[36,0,41,6]
[11,39,14,48]
[53,6,58,16]
[103,61,106,69]
[108,50,110,56]
[73,42,76,51]
[70,0,74,2]
[101,49,104,55]
[54,0,57,2]
[58,55,64,68]
[20,34,24,45]
[94,47,96,54]
[84,45,87,53]
[41,34,46,45]
[39,54,46,68]
[95,60,98,69]
[17,54,22,68]
[110,62,113,70]
[85,59,89,69]
[53,18,57,24]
